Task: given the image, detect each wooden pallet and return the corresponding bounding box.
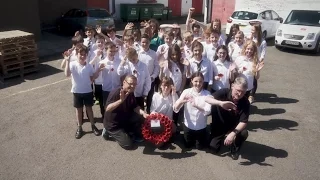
[0,41,37,55]
[0,30,34,44]
[0,64,38,82]
[0,58,38,75]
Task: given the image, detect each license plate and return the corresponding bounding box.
[285,40,299,45]
[97,20,106,25]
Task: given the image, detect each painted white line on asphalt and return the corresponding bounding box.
[1,78,69,99]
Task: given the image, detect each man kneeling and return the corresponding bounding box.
[103,75,148,150]
[205,76,249,160]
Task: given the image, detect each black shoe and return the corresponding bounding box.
[230,144,240,160]
[92,125,101,136]
[75,127,84,139]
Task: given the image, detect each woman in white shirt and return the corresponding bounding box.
[234,40,264,103]
[212,45,236,93]
[173,72,211,149]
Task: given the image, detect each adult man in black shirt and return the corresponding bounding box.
[102,75,149,150]
[205,76,250,160]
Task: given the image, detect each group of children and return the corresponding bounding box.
[62,8,266,150]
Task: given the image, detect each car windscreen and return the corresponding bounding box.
[87,9,111,18]
[284,10,320,27]
[231,11,258,20]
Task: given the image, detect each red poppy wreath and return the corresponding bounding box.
[141,113,173,145]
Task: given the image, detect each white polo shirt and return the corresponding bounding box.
[117,60,151,97]
[174,88,211,130]
[150,92,178,120]
[99,57,122,92]
[189,57,213,84]
[212,59,232,91]
[69,61,94,93]
[162,60,186,91]
[203,43,218,63]
[228,42,244,62]
[89,49,107,85]
[235,56,255,91]
[138,49,160,81]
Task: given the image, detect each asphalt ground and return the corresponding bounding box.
[1,38,320,179]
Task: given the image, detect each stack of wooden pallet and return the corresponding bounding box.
[0,30,38,81]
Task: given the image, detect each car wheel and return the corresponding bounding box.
[262,31,267,39]
[312,37,320,54]
[275,45,283,51]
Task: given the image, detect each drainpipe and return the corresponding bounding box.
[204,0,208,23]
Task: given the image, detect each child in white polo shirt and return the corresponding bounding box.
[88,34,106,117]
[117,48,151,109]
[98,42,122,107]
[173,72,211,149]
[61,35,84,69]
[64,44,104,139]
[138,34,160,113]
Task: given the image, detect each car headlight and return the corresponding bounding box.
[277,29,282,36]
[306,33,315,40]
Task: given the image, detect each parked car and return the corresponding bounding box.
[56,8,115,34]
[275,10,320,53]
[226,9,283,39]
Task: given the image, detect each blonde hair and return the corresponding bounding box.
[126,47,138,59]
[241,40,259,74]
[183,31,194,39]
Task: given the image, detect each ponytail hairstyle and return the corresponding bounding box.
[226,24,240,45]
[241,40,259,73]
[214,45,231,62]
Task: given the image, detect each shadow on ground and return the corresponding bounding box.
[254,93,299,104]
[0,63,63,89]
[142,145,197,159]
[248,119,298,132]
[239,141,288,166]
[250,105,286,116]
[276,46,319,56]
